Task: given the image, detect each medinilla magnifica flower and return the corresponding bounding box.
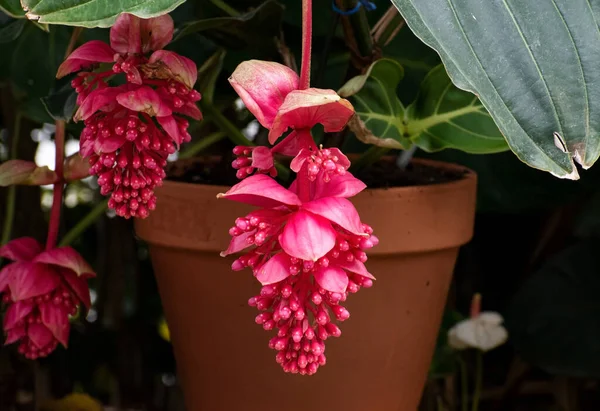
[0,238,94,359]
[57,13,201,218]
[223,52,375,373]
[220,161,377,375]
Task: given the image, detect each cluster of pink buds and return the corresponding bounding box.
[0,238,95,359]
[57,14,201,218]
[220,59,376,374]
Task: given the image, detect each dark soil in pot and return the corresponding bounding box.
[165,155,467,188]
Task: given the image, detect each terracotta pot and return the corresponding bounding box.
[135,159,477,411]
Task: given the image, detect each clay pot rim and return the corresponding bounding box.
[163,157,475,194]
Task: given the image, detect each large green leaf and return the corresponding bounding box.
[339,58,409,149]
[339,59,507,153]
[505,240,600,378]
[174,0,284,49]
[391,0,600,179]
[0,0,25,17]
[19,0,185,28]
[410,65,508,153]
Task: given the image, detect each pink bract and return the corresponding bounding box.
[0,238,94,360]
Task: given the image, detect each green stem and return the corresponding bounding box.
[179,131,227,159]
[472,351,483,411]
[59,199,108,247]
[200,100,253,147]
[209,0,240,17]
[0,113,22,250]
[340,0,374,58]
[459,357,469,411]
[349,146,389,173]
[199,100,290,181]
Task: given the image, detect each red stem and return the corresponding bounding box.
[45,28,82,250]
[46,121,66,250]
[299,0,313,90]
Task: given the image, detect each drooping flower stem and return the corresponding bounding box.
[46,28,82,250]
[299,0,313,90]
[46,120,66,250]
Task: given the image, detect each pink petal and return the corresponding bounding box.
[28,323,56,349]
[56,40,115,78]
[33,247,95,278]
[218,174,301,208]
[220,231,256,257]
[327,148,351,170]
[39,302,70,347]
[141,15,174,52]
[110,14,142,54]
[0,237,42,261]
[3,301,34,329]
[271,129,314,157]
[332,258,375,280]
[157,115,182,147]
[140,15,174,53]
[61,269,92,308]
[80,139,95,158]
[94,134,126,154]
[149,50,198,88]
[302,197,364,235]
[255,253,292,285]
[269,88,355,144]
[229,60,299,129]
[0,265,14,295]
[280,211,336,261]
[116,86,172,117]
[10,263,60,301]
[110,14,174,54]
[314,265,348,293]
[74,86,126,121]
[314,172,366,200]
[251,146,274,171]
[176,102,202,120]
[5,326,25,345]
[290,148,310,173]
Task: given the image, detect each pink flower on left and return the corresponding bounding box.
[0,238,94,359]
[57,13,201,219]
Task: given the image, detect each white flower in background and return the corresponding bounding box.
[447,294,508,352]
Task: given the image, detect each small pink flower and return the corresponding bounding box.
[57,13,201,219]
[0,238,95,359]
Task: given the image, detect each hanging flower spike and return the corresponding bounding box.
[447,294,509,352]
[57,13,201,219]
[0,238,94,359]
[220,171,378,374]
[221,0,376,374]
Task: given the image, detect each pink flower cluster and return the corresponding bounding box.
[57,14,201,218]
[220,61,377,374]
[0,238,94,359]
